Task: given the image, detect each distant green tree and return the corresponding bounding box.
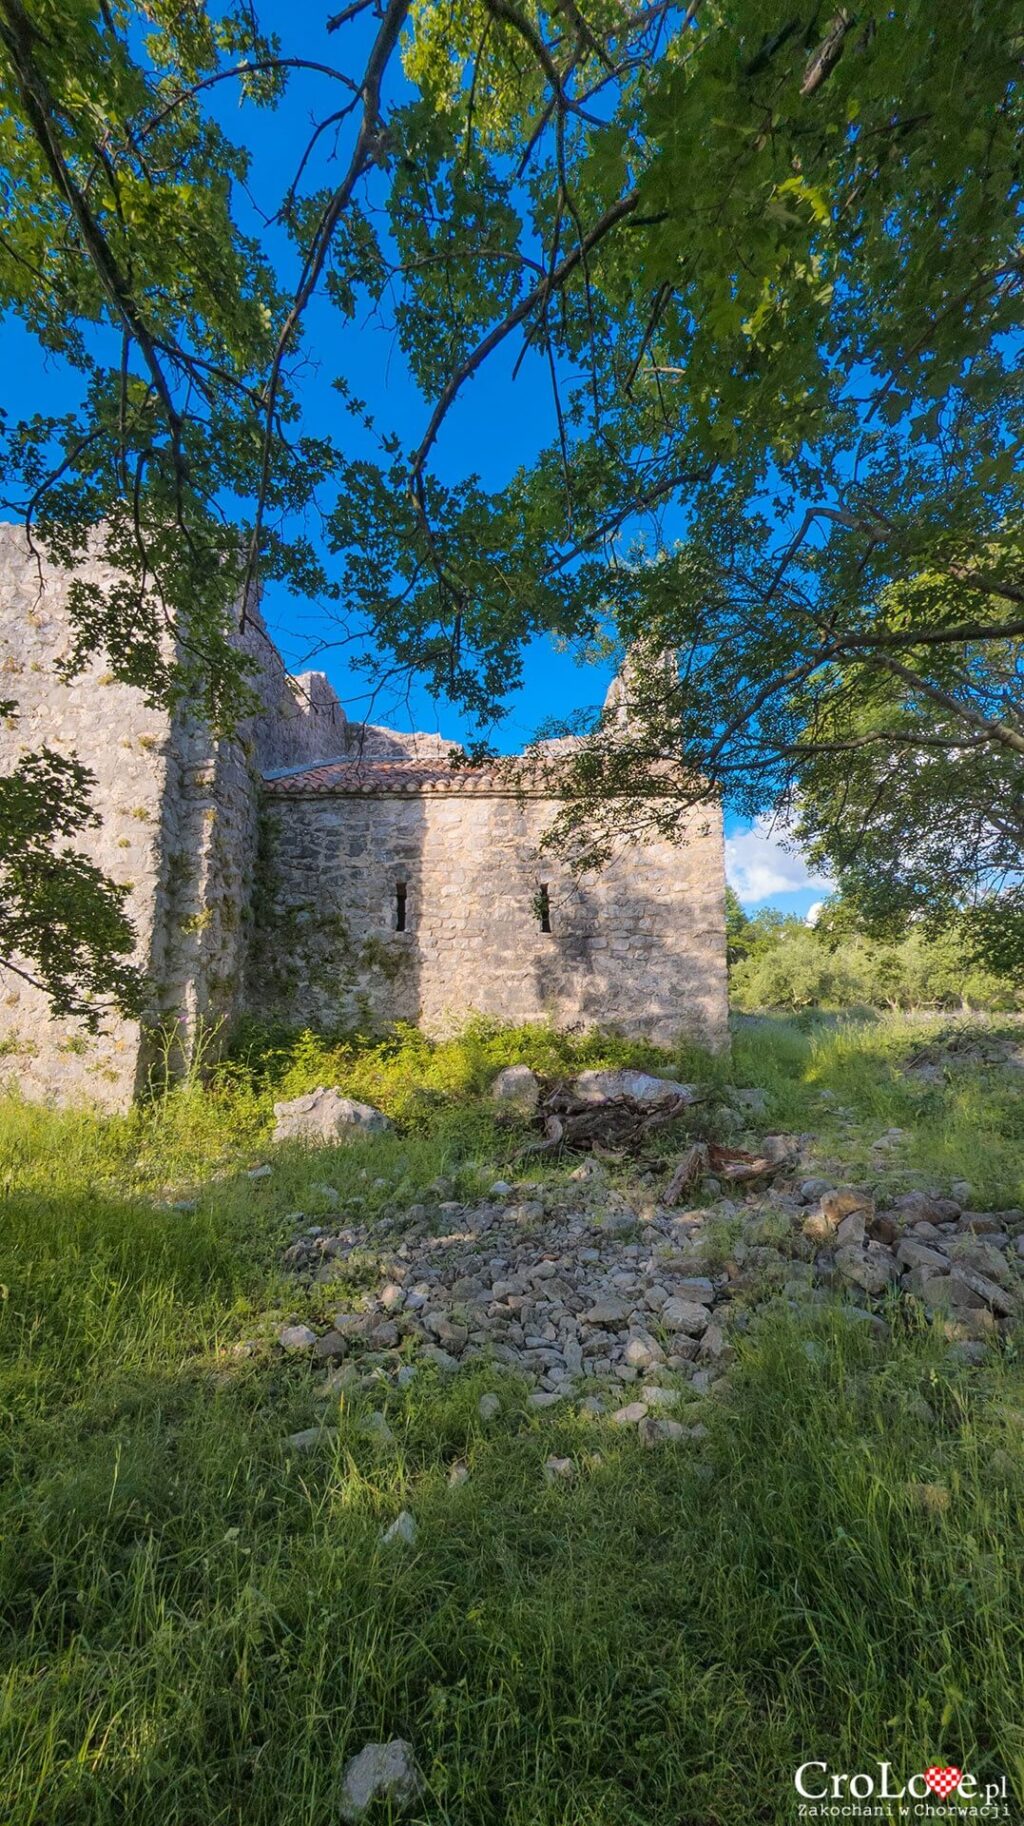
[730,904,1019,1013]
[724,886,751,969]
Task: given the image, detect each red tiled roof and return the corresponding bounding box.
[263,756,563,797]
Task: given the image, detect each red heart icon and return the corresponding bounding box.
[924,1766,962,1800]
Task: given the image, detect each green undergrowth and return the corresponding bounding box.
[1,1015,1024,1821]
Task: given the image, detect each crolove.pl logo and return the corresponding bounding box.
[794,1761,1013,1819]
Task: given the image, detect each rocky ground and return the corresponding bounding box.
[269,1066,1024,1443]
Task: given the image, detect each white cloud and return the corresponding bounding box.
[725,815,831,905]
[805,900,825,927]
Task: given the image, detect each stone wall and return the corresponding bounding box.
[249,787,729,1050]
[0,525,348,1105]
[0,522,729,1104]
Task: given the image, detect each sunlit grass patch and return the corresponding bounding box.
[1,1014,1023,1820]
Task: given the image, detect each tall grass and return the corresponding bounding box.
[1,1014,1022,1822]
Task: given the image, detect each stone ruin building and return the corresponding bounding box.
[0,526,728,1108]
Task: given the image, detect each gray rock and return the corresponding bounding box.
[543,1455,575,1481]
[948,1339,988,1366]
[285,1425,337,1452]
[420,1345,459,1373]
[800,1177,832,1203]
[247,1163,273,1180]
[699,1322,729,1361]
[641,1383,681,1408]
[478,1392,501,1420]
[835,1243,897,1296]
[959,1212,1006,1236]
[952,1265,1016,1316]
[362,1410,395,1444]
[803,1208,836,1244]
[338,1740,424,1822]
[380,1510,417,1548]
[624,1334,662,1370]
[596,1210,639,1237]
[903,1268,953,1310]
[611,1400,649,1425]
[490,1066,541,1112]
[572,1069,696,1107]
[278,1323,318,1352]
[660,1297,711,1336]
[760,1133,800,1165]
[896,1239,951,1274]
[728,1087,769,1115]
[896,1190,961,1224]
[272,1087,390,1146]
[821,1187,874,1222]
[668,1277,715,1305]
[835,1210,867,1248]
[312,1330,348,1361]
[640,1415,688,1446]
[952,1240,1014,1287]
[582,1298,631,1326]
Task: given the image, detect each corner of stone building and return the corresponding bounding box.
[0,531,353,1106]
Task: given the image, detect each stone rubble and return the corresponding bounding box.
[275,1142,1024,1428]
[272,1087,391,1146]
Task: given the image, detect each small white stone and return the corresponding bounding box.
[380,1509,417,1547]
[624,1335,660,1370]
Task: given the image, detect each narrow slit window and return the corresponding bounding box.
[537,883,551,933]
[396,882,407,931]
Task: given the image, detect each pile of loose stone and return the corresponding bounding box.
[273,1070,1023,1426]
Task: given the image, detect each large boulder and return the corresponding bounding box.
[272,1086,390,1146]
[572,1068,696,1106]
[490,1065,541,1111]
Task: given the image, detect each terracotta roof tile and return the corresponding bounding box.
[263,756,561,797]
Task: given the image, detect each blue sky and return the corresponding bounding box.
[0,6,828,919]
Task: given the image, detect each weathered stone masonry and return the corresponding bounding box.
[0,526,728,1105]
[253,762,728,1050]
